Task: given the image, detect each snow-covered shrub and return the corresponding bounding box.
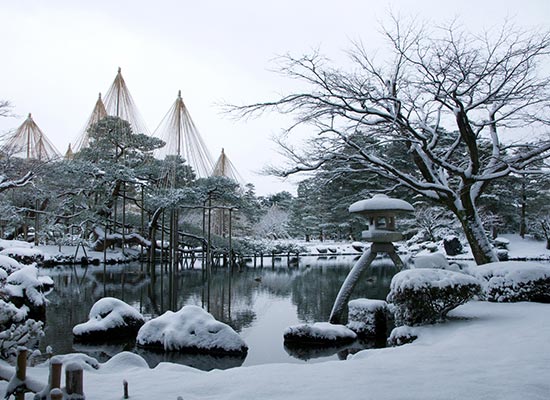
[387,325,418,346]
[0,317,44,359]
[0,298,44,359]
[474,261,550,303]
[283,322,357,344]
[137,305,247,355]
[5,265,50,320]
[237,239,306,255]
[387,269,482,326]
[346,299,389,338]
[0,247,44,265]
[73,297,145,341]
[0,255,24,275]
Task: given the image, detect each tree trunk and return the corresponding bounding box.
[520,177,527,238]
[455,206,498,265]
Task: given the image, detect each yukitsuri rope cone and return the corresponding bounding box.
[2,113,60,161]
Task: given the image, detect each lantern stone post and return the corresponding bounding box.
[329,194,414,325]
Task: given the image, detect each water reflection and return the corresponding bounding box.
[41,255,398,370]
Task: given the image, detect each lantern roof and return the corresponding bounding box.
[349,194,414,214]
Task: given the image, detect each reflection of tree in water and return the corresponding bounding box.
[291,258,398,323]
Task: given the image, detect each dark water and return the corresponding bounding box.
[39,255,398,370]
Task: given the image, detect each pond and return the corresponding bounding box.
[39,255,400,370]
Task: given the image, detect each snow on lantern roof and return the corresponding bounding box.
[349,194,414,214]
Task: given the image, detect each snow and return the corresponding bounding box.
[284,322,357,342]
[136,305,248,354]
[348,298,387,313]
[1,301,547,399]
[0,246,43,259]
[412,253,450,269]
[347,299,388,336]
[0,255,23,274]
[474,261,550,283]
[72,297,145,337]
[5,265,47,306]
[0,239,33,250]
[349,194,415,213]
[390,268,481,291]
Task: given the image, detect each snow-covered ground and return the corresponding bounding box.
[1,301,548,399]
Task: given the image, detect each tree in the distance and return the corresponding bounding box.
[231,17,550,265]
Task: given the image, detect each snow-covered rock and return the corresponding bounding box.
[283,322,357,344]
[474,261,550,303]
[73,297,145,341]
[412,253,462,272]
[387,325,419,346]
[413,253,449,269]
[493,237,510,249]
[387,269,482,326]
[443,235,463,256]
[136,305,247,355]
[346,299,389,338]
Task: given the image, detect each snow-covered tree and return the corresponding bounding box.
[230,17,550,265]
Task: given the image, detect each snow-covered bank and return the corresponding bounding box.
[3,301,548,400]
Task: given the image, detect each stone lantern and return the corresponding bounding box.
[349,194,414,244]
[329,194,414,325]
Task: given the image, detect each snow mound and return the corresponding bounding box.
[136,305,247,355]
[474,261,550,303]
[283,322,357,344]
[52,353,100,371]
[101,351,149,372]
[73,297,145,341]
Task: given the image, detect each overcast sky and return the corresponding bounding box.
[0,0,548,195]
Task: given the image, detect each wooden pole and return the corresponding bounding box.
[207,197,212,276]
[34,198,39,246]
[65,363,84,399]
[50,389,63,400]
[122,181,126,255]
[140,184,145,258]
[228,208,233,270]
[161,210,165,269]
[15,347,27,400]
[123,379,129,399]
[50,359,62,390]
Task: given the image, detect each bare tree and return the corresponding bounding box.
[230,18,550,265]
[0,100,12,118]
